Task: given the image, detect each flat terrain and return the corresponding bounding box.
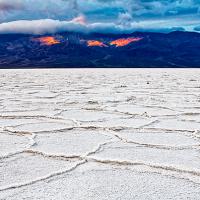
[0,69,200,199]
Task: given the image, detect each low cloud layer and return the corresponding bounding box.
[0,18,187,35]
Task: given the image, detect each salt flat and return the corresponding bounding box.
[0,69,200,200]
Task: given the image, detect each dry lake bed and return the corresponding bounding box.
[0,69,200,199]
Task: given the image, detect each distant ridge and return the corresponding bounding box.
[0,31,200,68]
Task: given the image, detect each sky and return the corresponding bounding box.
[0,0,200,34]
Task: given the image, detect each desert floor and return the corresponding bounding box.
[0,69,200,199]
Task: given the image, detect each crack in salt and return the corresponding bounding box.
[0,160,87,192]
[109,131,200,150]
[87,157,200,178]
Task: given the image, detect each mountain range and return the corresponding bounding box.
[0,31,200,68]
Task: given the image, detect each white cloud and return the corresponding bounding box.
[0,18,188,35]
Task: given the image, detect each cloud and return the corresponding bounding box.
[72,15,86,25]
[117,13,133,26]
[0,0,23,11]
[0,19,126,35]
[95,0,200,17]
[0,0,199,34]
[1,0,200,21]
[194,25,200,31]
[0,18,186,35]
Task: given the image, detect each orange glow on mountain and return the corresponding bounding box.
[110,37,143,47]
[87,40,107,47]
[34,36,60,46]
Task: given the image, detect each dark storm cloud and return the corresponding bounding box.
[1,0,200,18]
[97,0,200,19]
[0,0,24,11]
